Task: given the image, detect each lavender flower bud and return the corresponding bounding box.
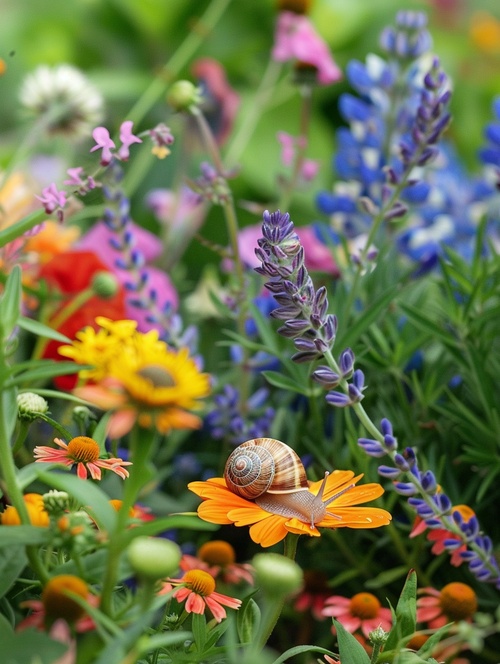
[339,348,355,377]
[377,465,401,479]
[394,482,419,496]
[358,439,385,457]
[311,366,340,388]
[325,391,352,408]
[420,470,437,494]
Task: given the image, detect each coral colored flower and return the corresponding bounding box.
[33,436,132,480]
[1,493,50,527]
[59,317,210,438]
[417,583,478,629]
[294,570,330,620]
[165,569,242,623]
[322,592,392,638]
[181,540,254,585]
[410,505,476,566]
[188,471,391,548]
[272,11,342,85]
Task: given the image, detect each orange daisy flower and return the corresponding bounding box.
[33,436,132,480]
[162,569,242,623]
[188,470,391,548]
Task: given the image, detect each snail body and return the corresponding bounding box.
[224,438,343,528]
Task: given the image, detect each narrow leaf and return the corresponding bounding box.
[334,619,371,664]
[17,316,71,343]
[237,596,261,644]
[384,569,417,652]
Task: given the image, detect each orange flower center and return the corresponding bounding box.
[67,436,100,463]
[453,505,475,522]
[198,540,236,566]
[406,633,429,651]
[183,569,216,596]
[137,365,175,388]
[439,582,478,621]
[42,574,88,622]
[349,592,381,619]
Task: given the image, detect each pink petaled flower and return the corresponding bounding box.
[191,57,240,145]
[417,583,478,629]
[36,183,67,219]
[180,540,254,586]
[410,505,475,567]
[33,436,132,480]
[63,167,96,192]
[163,569,242,623]
[272,11,342,85]
[117,120,142,161]
[90,127,116,166]
[294,570,330,620]
[322,592,392,638]
[301,158,319,181]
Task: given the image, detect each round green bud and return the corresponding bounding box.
[166,80,202,112]
[17,392,49,421]
[368,625,389,645]
[127,536,182,581]
[91,271,119,299]
[43,490,70,516]
[252,552,303,597]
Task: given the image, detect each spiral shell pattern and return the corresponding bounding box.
[224,438,309,500]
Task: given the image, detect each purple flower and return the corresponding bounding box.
[35,183,67,221]
[117,120,142,161]
[90,126,116,166]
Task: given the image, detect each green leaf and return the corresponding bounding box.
[271,645,337,664]
[6,361,82,387]
[333,619,371,664]
[17,316,71,343]
[0,386,18,447]
[237,596,260,644]
[0,627,68,664]
[191,611,207,652]
[0,525,50,548]
[0,265,21,341]
[0,545,27,599]
[136,631,192,655]
[262,370,315,396]
[384,569,417,652]
[35,470,116,532]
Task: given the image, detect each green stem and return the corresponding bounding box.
[100,426,157,616]
[125,0,232,127]
[11,421,30,456]
[0,209,46,250]
[0,389,49,583]
[256,533,299,651]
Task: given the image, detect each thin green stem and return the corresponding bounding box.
[126,0,232,127]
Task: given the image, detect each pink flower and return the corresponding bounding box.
[191,58,240,145]
[272,11,342,85]
[417,583,477,629]
[146,187,205,231]
[277,131,297,167]
[33,436,132,481]
[76,221,178,331]
[90,127,116,166]
[36,183,67,219]
[410,505,475,567]
[117,121,142,161]
[236,222,339,276]
[180,540,254,586]
[322,592,392,638]
[63,167,96,192]
[163,569,242,623]
[293,570,330,620]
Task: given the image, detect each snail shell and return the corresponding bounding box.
[224,438,310,500]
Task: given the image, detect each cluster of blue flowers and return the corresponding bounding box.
[316,10,500,269]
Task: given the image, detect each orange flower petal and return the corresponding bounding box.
[284,517,321,538]
[319,506,392,528]
[227,504,272,526]
[198,501,234,525]
[248,515,290,547]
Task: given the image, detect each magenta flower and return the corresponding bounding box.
[117,120,142,161]
[36,183,67,221]
[272,11,342,85]
[63,167,96,192]
[90,127,116,166]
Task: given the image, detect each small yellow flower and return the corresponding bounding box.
[1,493,50,527]
[60,317,210,437]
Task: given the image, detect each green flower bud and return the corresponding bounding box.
[91,271,119,299]
[43,490,70,517]
[252,552,303,597]
[369,625,389,645]
[17,392,49,421]
[167,80,202,113]
[127,536,182,581]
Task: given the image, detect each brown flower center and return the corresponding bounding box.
[137,364,176,388]
[198,540,236,566]
[439,582,478,621]
[42,574,88,622]
[349,592,381,620]
[67,436,100,463]
[183,569,216,596]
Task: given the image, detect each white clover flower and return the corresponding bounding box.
[19,64,104,140]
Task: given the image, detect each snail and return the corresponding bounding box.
[224,438,353,529]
